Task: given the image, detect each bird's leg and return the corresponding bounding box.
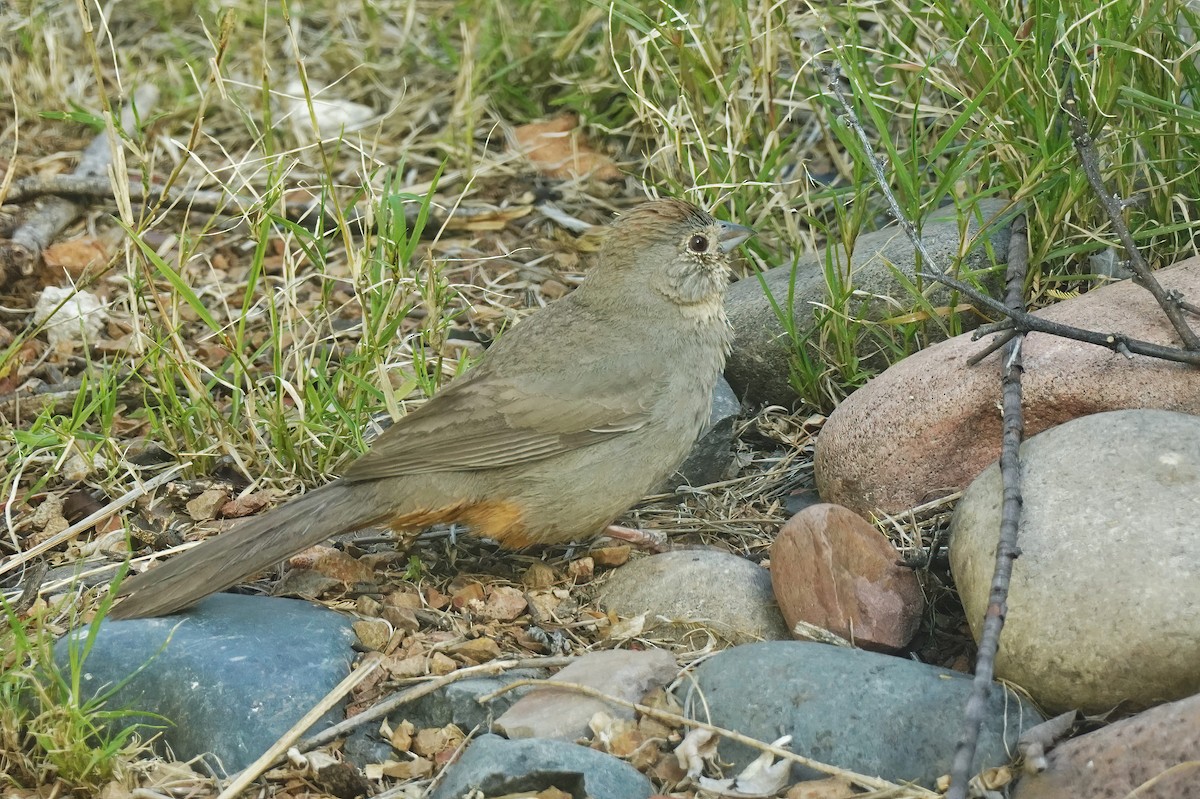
[602,524,669,552]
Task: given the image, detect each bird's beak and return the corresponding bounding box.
[717,220,755,252]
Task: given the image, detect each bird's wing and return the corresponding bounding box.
[342,365,663,481]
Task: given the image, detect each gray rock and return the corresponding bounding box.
[495,649,676,740]
[681,641,1043,788]
[661,376,742,490]
[726,199,1016,406]
[342,669,546,767]
[594,549,790,644]
[951,409,1200,714]
[1013,692,1200,799]
[429,734,653,799]
[55,594,356,775]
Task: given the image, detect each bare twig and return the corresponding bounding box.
[480,678,939,797]
[0,464,189,578]
[919,271,1200,367]
[820,61,945,275]
[1063,79,1200,351]
[946,214,1029,799]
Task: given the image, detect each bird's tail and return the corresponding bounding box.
[110,480,389,619]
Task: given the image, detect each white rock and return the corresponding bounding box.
[950,409,1200,713]
[33,286,106,350]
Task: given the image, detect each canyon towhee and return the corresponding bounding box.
[111,198,753,618]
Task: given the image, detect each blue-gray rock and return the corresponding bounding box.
[429,734,653,799]
[55,593,356,775]
[662,376,742,490]
[680,641,1044,788]
[725,199,1016,406]
[342,669,547,767]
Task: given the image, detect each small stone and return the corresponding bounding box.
[185,488,230,521]
[289,545,375,585]
[479,585,528,621]
[380,605,419,633]
[521,561,559,589]
[351,619,391,652]
[770,504,923,651]
[450,637,502,664]
[429,652,456,675]
[567,557,595,582]
[429,734,653,799]
[594,550,790,644]
[590,545,632,568]
[496,649,677,741]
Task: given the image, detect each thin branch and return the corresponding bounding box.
[946,214,1029,799]
[919,271,1200,367]
[820,61,945,275]
[1062,79,1200,351]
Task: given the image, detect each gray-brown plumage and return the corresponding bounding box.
[110,198,752,619]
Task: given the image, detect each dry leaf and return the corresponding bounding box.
[786,775,857,799]
[675,727,718,778]
[511,114,622,181]
[43,238,108,278]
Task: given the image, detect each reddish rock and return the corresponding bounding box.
[815,257,1200,516]
[1014,692,1200,799]
[770,504,923,651]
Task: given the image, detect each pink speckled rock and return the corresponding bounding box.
[1014,692,1200,799]
[770,503,923,651]
[815,257,1200,516]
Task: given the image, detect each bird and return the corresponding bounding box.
[110,198,753,619]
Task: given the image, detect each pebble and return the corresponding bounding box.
[770,503,923,651]
[594,549,791,645]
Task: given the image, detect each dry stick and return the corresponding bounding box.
[917,270,1200,367]
[1063,80,1200,351]
[945,215,1030,799]
[294,655,576,753]
[0,85,159,274]
[479,678,939,798]
[0,463,190,578]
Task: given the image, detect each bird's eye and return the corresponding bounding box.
[688,234,709,253]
